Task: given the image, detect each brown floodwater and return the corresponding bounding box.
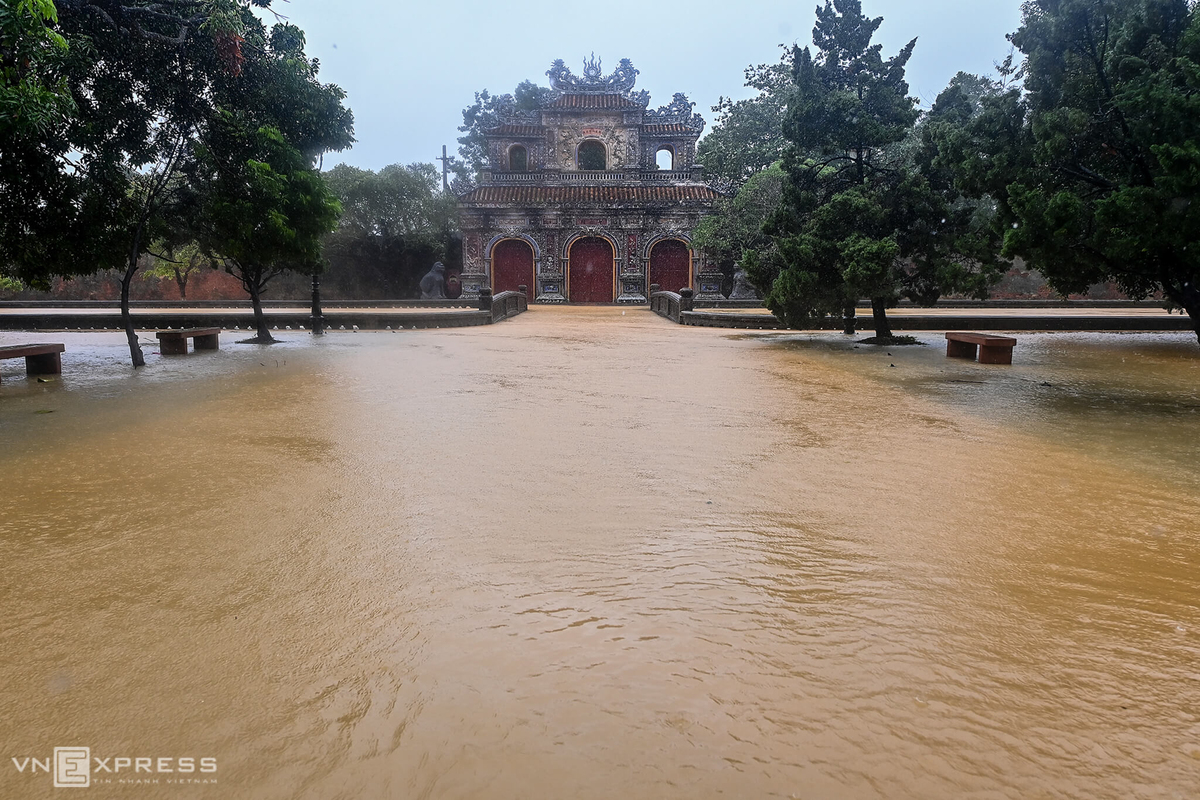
[2,307,1199,799]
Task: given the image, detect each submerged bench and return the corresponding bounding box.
[945,332,1017,365]
[156,327,221,355]
[0,343,65,381]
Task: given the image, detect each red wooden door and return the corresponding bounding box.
[649,239,691,294]
[492,239,534,295]
[568,237,614,303]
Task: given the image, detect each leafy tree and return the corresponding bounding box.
[697,51,794,189]
[948,0,1200,343]
[185,20,352,340]
[2,0,244,365]
[0,1,352,364]
[906,73,1010,303]
[1,0,73,136]
[321,162,460,298]
[457,80,551,179]
[144,240,209,299]
[692,162,785,289]
[192,116,340,342]
[12,0,221,365]
[753,0,1004,337]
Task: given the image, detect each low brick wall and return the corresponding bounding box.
[676,311,1192,332]
[0,291,533,332]
[0,310,495,332]
[0,299,479,309]
[692,299,766,309]
[679,311,785,329]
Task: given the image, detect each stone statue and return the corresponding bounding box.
[419,262,447,299]
[729,266,760,300]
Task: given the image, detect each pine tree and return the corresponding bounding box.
[752,0,1004,337]
[948,0,1200,344]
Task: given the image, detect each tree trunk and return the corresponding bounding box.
[842,303,856,335]
[1178,285,1200,347]
[1163,272,1200,346]
[174,267,187,300]
[871,297,892,339]
[246,279,276,342]
[120,255,145,368]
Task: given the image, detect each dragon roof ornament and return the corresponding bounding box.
[644,93,707,134]
[546,54,640,96]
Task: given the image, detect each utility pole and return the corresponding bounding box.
[437,145,453,191]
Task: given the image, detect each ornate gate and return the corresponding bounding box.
[649,239,691,294]
[491,239,535,296]
[568,237,614,303]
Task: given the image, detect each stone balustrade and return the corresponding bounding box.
[482,169,703,186]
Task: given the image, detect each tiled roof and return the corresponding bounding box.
[459,185,721,205]
[545,93,643,110]
[642,123,696,135]
[487,124,543,137]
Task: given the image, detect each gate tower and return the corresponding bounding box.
[457,56,724,303]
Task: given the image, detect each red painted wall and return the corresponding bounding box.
[568,238,614,302]
[649,239,691,294]
[492,239,535,295]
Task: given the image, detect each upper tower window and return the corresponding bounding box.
[577,140,607,171]
[509,145,528,172]
[655,146,675,171]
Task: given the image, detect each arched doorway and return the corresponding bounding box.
[491,239,535,296]
[508,144,527,172]
[649,239,691,294]
[577,140,606,171]
[568,237,614,303]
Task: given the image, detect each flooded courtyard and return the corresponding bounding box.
[2,306,1199,799]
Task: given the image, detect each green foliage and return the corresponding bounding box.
[756,0,917,329]
[946,0,1200,341]
[191,114,340,339]
[321,162,460,298]
[457,80,550,177]
[144,240,210,299]
[196,118,340,283]
[696,53,795,188]
[0,0,74,136]
[0,1,353,356]
[692,162,785,285]
[752,0,1005,333]
[0,272,23,296]
[1,1,244,290]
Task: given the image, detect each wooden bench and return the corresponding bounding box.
[945,332,1017,364]
[156,327,221,355]
[0,343,65,382]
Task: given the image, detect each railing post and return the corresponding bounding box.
[650,283,660,295]
[311,272,324,335]
[843,304,856,335]
[478,287,493,313]
[518,284,527,296]
[679,287,694,312]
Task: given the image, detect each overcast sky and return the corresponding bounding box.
[265,0,1023,172]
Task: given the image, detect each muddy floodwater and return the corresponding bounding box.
[2,307,1199,799]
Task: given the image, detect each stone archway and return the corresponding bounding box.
[568,237,615,303]
[648,239,691,294]
[491,239,535,296]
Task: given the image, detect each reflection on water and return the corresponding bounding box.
[1,313,1198,799]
